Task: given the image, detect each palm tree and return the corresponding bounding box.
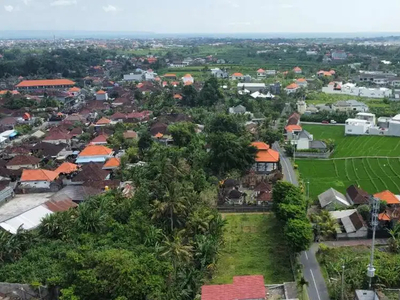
[161,230,193,272]
[387,222,400,253]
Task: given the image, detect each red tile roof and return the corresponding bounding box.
[201,275,265,300]
[45,198,78,212]
[69,87,81,92]
[16,79,75,88]
[164,73,176,77]
[174,94,183,100]
[79,145,112,156]
[374,190,400,205]
[96,90,106,95]
[55,162,78,174]
[257,68,265,73]
[296,78,307,82]
[251,141,270,151]
[96,117,111,125]
[21,169,58,181]
[43,128,71,141]
[293,67,302,71]
[184,74,193,78]
[232,72,243,77]
[90,134,108,144]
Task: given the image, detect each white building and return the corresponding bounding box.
[345,118,373,135]
[285,83,300,94]
[322,82,392,98]
[297,100,307,115]
[330,209,368,239]
[332,100,369,112]
[257,69,266,78]
[96,90,108,101]
[211,68,228,78]
[182,74,194,84]
[231,73,244,81]
[266,70,276,76]
[20,169,59,189]
[237,83,266,93]
[295,78,308,87]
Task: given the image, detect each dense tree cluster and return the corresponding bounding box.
[272,181,313,253]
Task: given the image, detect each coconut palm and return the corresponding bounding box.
[161,230,193,271]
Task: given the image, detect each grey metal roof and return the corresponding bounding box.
[310,140,327,149]
[298,130,312,140]
[318,188,350,208]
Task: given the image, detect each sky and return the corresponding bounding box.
[1,0,400,34]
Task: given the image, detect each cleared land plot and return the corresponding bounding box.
[210,213,293,284]
[297,158,400,199]
[302,124,400,158]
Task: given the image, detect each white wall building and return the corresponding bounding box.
[96,90,108,101]
[182,74,194,84]
[322,82,392,98]
[237,83,266,93]
[345,119,373,135]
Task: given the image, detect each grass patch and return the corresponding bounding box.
[210,213,293,284]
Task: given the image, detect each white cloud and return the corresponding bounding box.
[281,4,294,8]
[50,0,77,6]
[103,4,117,12]
[224,0,239,8]
[4,5,14,12]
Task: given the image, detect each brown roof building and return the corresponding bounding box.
[346,185,369,205]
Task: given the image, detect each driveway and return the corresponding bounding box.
[273,142,329,300]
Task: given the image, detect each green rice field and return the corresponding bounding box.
[297,124,400,199]
[297,157,400,199]
[302,124,400,158]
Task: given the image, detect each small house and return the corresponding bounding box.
[20,169,59,189]
[96,90,108,101]
[251,142,280,174]
[6,155,41,170]
[374,190,400,206]
[318,188,351,210]
[346,185,369,205]
[76,145,113,164]
[231,72,244,81]
[330,209,368,239]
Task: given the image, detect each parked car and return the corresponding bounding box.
[322,120,329,124]
[330,120,337,124]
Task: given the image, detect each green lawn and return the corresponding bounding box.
[302,124,400,158]
[210,213,293,284]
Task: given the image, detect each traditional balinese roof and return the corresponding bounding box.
[95,117,111,125]
[251,142,279,163]
[72,163,109,182]
[21,169,58,181]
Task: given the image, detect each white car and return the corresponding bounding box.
[330,120,337,124]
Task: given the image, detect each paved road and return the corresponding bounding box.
[273,142,329,300]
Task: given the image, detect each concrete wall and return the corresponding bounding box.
[295,151,332,159]
[6,164,39,170]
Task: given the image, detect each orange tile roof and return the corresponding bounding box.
[21,169,59,181]
[293,67,302,71]
[154,132,163,138]
[174,94,183,100]
[103,157,120,168]
[232,72,244,77]
[69,87,81,92]
[97,90,106,94]
[164,73,176,77]
[55,162,78,174]
[286,83,299,89]
[79,145,112,157]
[296,78,307,82]
[374,190,400,205]
[16,79,75,88]
[251,142,270,151]
[379,212,391,221]
[257,68,265,72]
[0,90,20,95]
[184,74,192,78]
[255,148,279,163]
[96,117,111,125]
[251,142,279,163]
[285,125,302,132]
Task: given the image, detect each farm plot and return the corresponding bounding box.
[297,157,400,199]
[302,124,400,158]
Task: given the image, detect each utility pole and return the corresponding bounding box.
[341,265,345,300]
[367,195,379,288]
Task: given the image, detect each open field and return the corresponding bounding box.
[302,124,400,158]
[297,157,400,199]
[210,213,293,284]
